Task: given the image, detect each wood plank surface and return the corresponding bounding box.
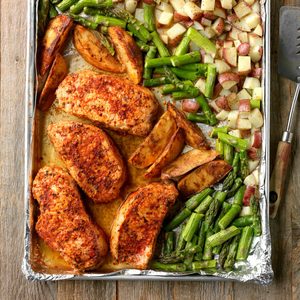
[1,0,300,299]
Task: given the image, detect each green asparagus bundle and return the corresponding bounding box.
[236,226,253,261]
[224,234,240,270]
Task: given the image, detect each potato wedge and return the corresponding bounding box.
[161,149,219,180]
[38,15,73,76]
[73,25,125,73]
[108,26,143,84]
[144,128,185,179]
[129,111,177,169]
[178,160,232,196]
[38,53,67,111]
[167,103,210,149]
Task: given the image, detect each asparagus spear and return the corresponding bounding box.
[183,235,198,268]
[165,208,192,231]
[250,196,262,236]
[191,260,217,271]
[49,3,58,18]
[194,195,214,214]
[180,63,208,75]
[143,77,171,87]
[227,177,243,198]
[202,229,214,260]
[224,234,240,270]
[143,46,157,80]
[169,68,200,81]
[222,152,240,191]
[70,14,99,30]
[233,185,246,206]
[195,95,217,126]
[187,27,217,56]
[203,191,227,231]
[223,143,234,165]
[143,3,155,32]
[162,81,193,95]
[239,150,249,179]
[175,231,186,255]
[170,52,201,67]
[204,64,217,98]
[38,0,50,37]
[232,215,254,227]
[57,0,77,12]
[174,35,190,56]
[172,90,199,100]
[136,40,150,52]
[187,113,209,124]
[151,261,187,272]
[145,57,172,68]
[219,239,231,268]
[213,202,232,233]
[151,31,170,57]
[207,226,241,248]
[94,15,126,27]
[163,232,175,255]
[127,23,150,43]
[182,213,204,242]
[185,189,214,211]
[218,204,241,230]
[236,226,254,261]
[215,139,224,158]
[70,0,113,14]
[210,126,228,138]
[218,132,249,151]
[194,221,206,261]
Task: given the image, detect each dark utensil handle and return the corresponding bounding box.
[269,141,292,218]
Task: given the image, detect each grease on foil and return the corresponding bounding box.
[23,0,273,284]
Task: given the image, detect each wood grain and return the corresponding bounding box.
[1,0,300,299]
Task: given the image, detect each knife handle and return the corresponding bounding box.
[269,141,292,218]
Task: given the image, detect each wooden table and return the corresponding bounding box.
[1,0,300,299]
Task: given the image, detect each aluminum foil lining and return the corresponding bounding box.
[22,0,273,284]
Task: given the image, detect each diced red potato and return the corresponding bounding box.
[240,129,251,138]
[249,160,260,173]
[195,77,206,94]
[237,88,251,100]
[224,23,232,32]
[228,26,242,40]
[244,0,255,5]
[232,19,251,32]
[249,108,264,128]
[125,0,138,13]
[223,40,234,48]
[204,27,216,39]
[213,7,226,19]
[213,82,223,98]
[244,13,261,29]
[238,32,249,43]
[238,56,251,75]
[234,39,241,48]
[250,67,262,79]
[202,11,218,21]
[227,110,239,128]
[181,20,195,28]
[223,47,237,66]
[237,118,251,130]
[215,96,230,111]
[239,99,251,112]
[212,17,225,35]
[182,99,200,113]
[227,13,238,23]
[183,2,203,21]
[216,109,229,120]
[166,23,187,45]
[201,0,216,11]
[233,1,252,19]
[214,59,231,74]
[249,46,263,62]
[242,185,256,206]
[170,0,188,17]
[229,129,241,138]
[249,34,263,47]
[243,77,260,89]
[252,1,261,14]
[247,147,260,160]
[157,2,174,13]
[226,92,238,109]
[201,17,212,26]
[252,87,262,100]
[218,72,240,89]
[237,43,250,55]
[253,24,263,36]
[192,21,204,30]
[220,0,233,9]
[157,11,174,26]
[174,12,191,22]
[251,130,262,148]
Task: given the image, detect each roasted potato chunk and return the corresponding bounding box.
[73,25,125,73]
[161,149,219,180]
[108,26,143,84]
[38,53,67,111]
[144,128,185,179]
[167,103,210,150]
[38,15,73,76]
[129,111,177,169]
[178,160,232,196]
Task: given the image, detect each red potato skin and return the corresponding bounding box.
[247,147,260,160]
[216,96,230,111]
[213,83,223,99]
[202,12,217,21]
[238,43,250,56]
[213,18,225,35]
[250,67,262,79]
[243,186,256,206]
[182,99,200,113]
[218,72,240,85]
[239,99,251,112]
[252,131,262,148]
[174,12,191,22]
[227,14,238,23]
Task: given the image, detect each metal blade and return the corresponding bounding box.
[278,6,300,82]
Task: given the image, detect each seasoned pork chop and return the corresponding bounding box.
[110,181,178,269]
[55,70,159,136]
[48,121,126,203]
[32,166,108,271]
